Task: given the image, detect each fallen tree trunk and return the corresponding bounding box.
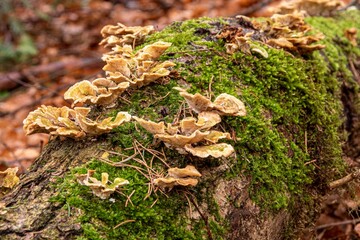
[0,10,359,239]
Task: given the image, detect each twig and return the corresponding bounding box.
[125,190,135,207]
[304,130,308,154]
[149,198,158,208]
[316,218,360,230]
[188,194,213,240]
[329,169,360,189]
[113,219,135,229]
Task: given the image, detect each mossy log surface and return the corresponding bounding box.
[1,10,360,240]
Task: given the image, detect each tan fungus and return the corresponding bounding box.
[345,28,358,46]
[175,87,247,116]
[64,79,130,106]
[184,143,235,158]
[256,12,325,53]
[23,105,85,138]
[0,167,20,189]
[74,107,131,135]
[154,165,201,189]
[77,170,129,199]
[103,42,174,88]
[153,177,198,189]
[168,165,202,178]
[100,23,155,48]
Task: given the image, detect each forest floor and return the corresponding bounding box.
[0,0,359,239]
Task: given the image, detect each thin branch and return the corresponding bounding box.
[188,194,213,240]
[113,219,135,229]
[329,169,360,189]
[316,218,360,230]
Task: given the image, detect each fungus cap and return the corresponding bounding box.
[184,143,235,158]
[0,167,19,189]
[168,165,202,178]
[153,177,198,189]
[77,170,129,199]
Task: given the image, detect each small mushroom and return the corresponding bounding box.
[75,107,131,135]
[100,23,155,48]
[153,177,198,189]
[154,165,201,190]
[213,93,247,117]
[64,79,130,106]
[184,143,235,158]
[204,130,231,144]
[63,80,98,106]
[155,130,210,148]
[345,28,358,46]
[77,170,129,199]
[135,41,172,61]
[0,167,19,189]
[168,165,202,178]
[175,88,247,116]
[133,116,166,134]
[174,87,214,113]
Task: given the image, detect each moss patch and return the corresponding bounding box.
[53,12,360,238]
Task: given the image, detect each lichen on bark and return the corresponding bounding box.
[1,10,360,240]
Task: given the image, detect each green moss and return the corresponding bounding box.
[53,11,360,238]
[53,159,197,240]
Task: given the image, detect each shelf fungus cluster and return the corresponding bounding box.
[77,170,129,199]
[258,12,325,53]
[65,24,174,106]
[134,88,246,158]
[23,105,131,138]
[217,24,268,58]
[219,12,325,55]
[23,23,174,139]
[154,165,202,190]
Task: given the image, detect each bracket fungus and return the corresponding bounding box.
[64,79,130,106]
[345,28,358,46]
[184,143,235,158]
[77,170,129,199]
[174,87,247,116]
[103,41,175,88]
[154,165,201,190]
[23,105,131,138]
[0,167,20,189]
[100,23,155,48]
[23,105,85,138]
[218,29,268,58]
[74,107,131,135]
[134,89,239,158]
[24,22,174,141]
[257,12,325,53]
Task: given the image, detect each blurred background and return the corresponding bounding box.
[0,0,358,239]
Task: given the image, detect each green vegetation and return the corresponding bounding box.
[0,0,38,68]
[53,11,360,238]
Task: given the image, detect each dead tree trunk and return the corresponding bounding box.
[0,10,359,239]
